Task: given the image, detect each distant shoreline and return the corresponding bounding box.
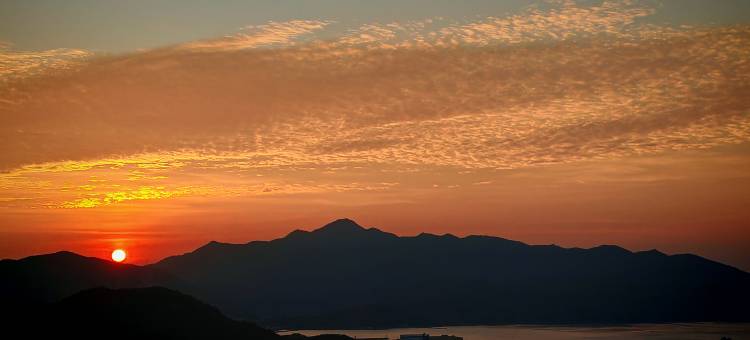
[276,321,750,332]
[278,323,750,339]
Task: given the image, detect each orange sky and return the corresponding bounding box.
[1,1,749,270]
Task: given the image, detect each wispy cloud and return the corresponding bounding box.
[329,1,657,49]
[436,0,655,45]
[0,45,90,84]
[180,20,332,51]
[1,2,749,207]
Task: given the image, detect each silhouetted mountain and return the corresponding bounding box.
[5,286,351,340]
[153,218,750,328]
[2,219,749,330]
[49,287,275,339]
[0,251,175,306]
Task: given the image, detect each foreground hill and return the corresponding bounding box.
[5,286,350,340]
[0,250,175,306]
[154,219,750,328]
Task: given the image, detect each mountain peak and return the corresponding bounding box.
[280,219,396,243]
[589,244,631,256]
[15,250,104,266]
[314,218,365,234]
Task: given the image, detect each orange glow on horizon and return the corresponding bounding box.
[1,0,749,273]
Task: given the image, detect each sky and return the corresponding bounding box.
[1,0,749,270]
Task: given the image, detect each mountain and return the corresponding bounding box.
[5,286,350,340]
[2,218,749,330]
[153,218,750,328]
[0,251,175,308]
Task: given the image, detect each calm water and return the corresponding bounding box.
[280,323,750,339]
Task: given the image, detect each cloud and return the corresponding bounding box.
[330,1,657,49]
[60,186,189,208]
[180,20,332,51]
[433,1,649,45]
[0,46,90,84]
[1,2,749,207]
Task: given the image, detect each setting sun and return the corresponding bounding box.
[111,249,127,263]
[1,1,750,338]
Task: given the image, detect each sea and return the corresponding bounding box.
[279,323,750,339]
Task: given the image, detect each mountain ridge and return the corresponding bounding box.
[167,219,714,269]
[149,218,750,328]
[0,249,178,307]
[2,218,749,329]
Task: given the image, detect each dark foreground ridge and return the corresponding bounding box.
[2,218,749,329]
[4,286,350,340]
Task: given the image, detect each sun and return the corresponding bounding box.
[111,249,127,262]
